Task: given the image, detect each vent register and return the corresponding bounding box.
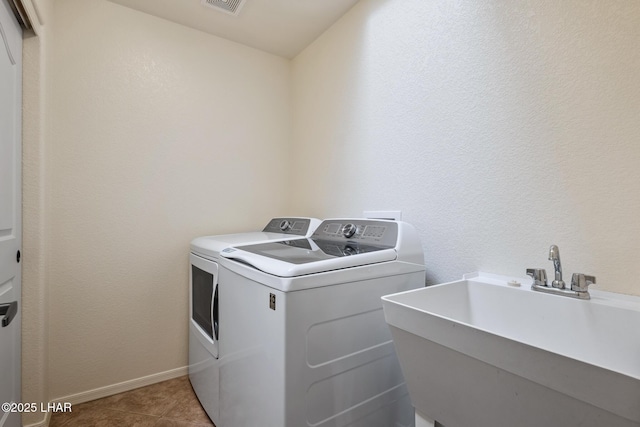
[201,0,247,17]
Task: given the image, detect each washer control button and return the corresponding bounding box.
[279,220,291,231]
[342,223,357,238]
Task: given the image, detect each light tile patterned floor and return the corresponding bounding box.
[50,376,214,427]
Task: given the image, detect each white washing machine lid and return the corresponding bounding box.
[190,218,321,259]
[191,232,294,259]
[219,219,426,290]
[220,238,398,277]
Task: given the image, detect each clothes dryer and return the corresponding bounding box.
[188,217,320,425]
[217,219,426,427]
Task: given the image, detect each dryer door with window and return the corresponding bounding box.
[189,253,219,358]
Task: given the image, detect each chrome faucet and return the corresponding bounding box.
[548,245,565,289]
[527,245,595,300]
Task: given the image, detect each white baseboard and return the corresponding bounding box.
[52,365,188,406]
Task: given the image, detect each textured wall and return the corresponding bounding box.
[291,0,640,295]
[46,0,290,400]
[22,0,52,424]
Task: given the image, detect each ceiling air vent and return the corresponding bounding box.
[201,0,246,17]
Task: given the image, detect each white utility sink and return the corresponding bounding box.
[382,272,640,427]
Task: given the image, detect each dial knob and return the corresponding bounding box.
[342,223,357,238]
[279,220,291,231]
[343,245,358,256]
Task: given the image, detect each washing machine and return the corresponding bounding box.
[217,219,426,427]
[188,217,321,425]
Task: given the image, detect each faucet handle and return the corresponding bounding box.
[571,273,596,292]
[526,268,548,287]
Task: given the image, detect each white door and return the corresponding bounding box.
[0,0,22,426]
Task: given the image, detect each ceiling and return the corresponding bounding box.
[108,0,360,59]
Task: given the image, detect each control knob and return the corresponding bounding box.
[279,220,291,231]
[342,223,358,238]
[343,245,358,256]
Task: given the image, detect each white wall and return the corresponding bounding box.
[22,0,52,424]
[45,0,290,401]
[291,0,640,295]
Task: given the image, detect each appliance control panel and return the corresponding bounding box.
[262,217,314,235]
[311,219,398,248]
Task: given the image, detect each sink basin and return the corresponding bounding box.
[382,272,640,427]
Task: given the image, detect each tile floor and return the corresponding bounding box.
[50,376,214,427]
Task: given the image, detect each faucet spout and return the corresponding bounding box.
[528,245,593,299]
[548,245,565,289]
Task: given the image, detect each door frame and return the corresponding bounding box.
[0,0,22,426]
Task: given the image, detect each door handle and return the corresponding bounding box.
[212,286,219,341]
[0,301,18,327]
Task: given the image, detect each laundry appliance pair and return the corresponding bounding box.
[189,217,426,427]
